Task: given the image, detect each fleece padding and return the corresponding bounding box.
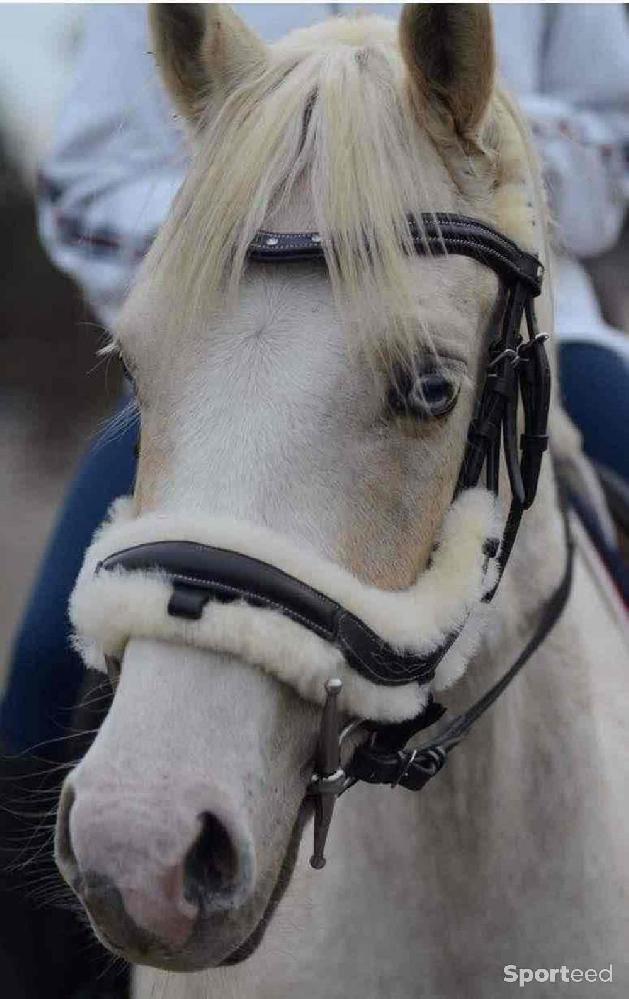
[70,489,500,722]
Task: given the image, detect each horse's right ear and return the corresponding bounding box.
[149,4,268,124]
[399,4,495,142]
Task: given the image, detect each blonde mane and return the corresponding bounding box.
[143,14,542,368]
[140,17,475,361]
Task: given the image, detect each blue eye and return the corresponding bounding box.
[388,367,461,419]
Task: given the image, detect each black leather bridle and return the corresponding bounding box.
[99,214,573,867]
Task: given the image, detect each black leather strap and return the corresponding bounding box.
[455,262,551,598]
[248,213,543,295]
[98,542,469,687]
[348,497,574,790]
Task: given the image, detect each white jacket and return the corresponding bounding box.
[39,3,629,330]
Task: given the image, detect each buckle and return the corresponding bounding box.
[487,332,549,375]
[488,347,519,370]
[517,331,550,359]
[390,745,447,789]
[486,344,521,402]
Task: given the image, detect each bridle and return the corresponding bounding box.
[92,213,573,868]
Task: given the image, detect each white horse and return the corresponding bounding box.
[55,5,627,997]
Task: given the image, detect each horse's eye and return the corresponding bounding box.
[388,366,461,419]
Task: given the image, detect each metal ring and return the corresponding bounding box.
[422,747,447,777]
[308,767,347,796]
[339,718,367,746]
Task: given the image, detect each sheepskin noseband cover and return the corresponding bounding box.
[69,490,500,723]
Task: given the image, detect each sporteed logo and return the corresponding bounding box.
[504,965,613,987]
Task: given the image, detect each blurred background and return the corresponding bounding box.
[0,2,627,695]
[0,5,123,683]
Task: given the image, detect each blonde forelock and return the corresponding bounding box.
[147,15,502,368]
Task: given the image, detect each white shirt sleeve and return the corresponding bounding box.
[39,2,629,329]
[37,3,359,328]
[524,4,629,259]
[520,94,627,260]
[37,5,188,329]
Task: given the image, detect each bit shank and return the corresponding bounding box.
[310,678,343,869]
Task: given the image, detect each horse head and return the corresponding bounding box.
[55,3,549,972]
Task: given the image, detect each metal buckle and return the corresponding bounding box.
[517,331,550,359]
[488,332,549,372]
[488,347,519,370]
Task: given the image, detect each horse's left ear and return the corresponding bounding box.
[399,4,495,140]
[149,4,268,124]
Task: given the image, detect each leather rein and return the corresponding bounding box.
[100,213,573,868]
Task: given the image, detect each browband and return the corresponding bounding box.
[248,212,543,294]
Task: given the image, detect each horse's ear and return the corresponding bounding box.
[149,4,268,123]
[399,4,495,140]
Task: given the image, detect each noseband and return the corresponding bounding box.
[76,214,573,867]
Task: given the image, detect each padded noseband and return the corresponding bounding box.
[99,541,472,688]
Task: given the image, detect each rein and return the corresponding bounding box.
[76,212,573,868]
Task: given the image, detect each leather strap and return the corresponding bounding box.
[248,213,543,295]
[98,541,472,687]
[455,268,551,598]
[348,497,574,790]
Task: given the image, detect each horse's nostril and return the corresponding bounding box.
[184,812,240,903]
[55,783,80,887]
